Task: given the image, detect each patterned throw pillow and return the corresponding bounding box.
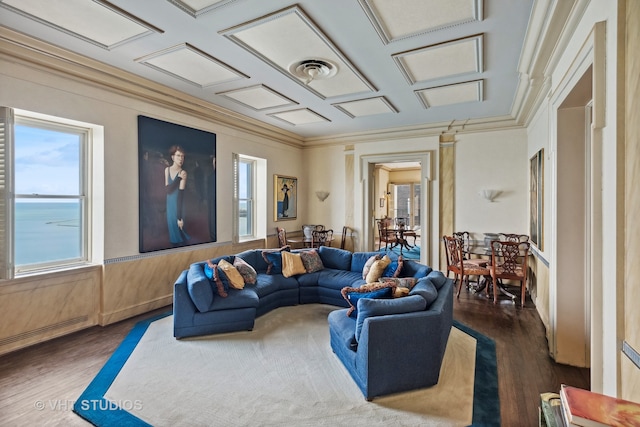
[341,282,396,318]
[379,276,418,297]
[217,259,245,289]
[365,255,391,283]
[261,246,291,275]
[281,251,307,278]
[299,249,324,273]
[362,254,381,279]
[233,256,257,285]
[204,260,228,298]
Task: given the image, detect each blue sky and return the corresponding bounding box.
[14,125,81,197]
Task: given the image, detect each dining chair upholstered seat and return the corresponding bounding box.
[443,235,490,298]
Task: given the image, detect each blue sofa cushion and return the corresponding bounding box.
[261,246,291,275]
[341,282,395,317]
[319,246,352,271]
[235,249,266,271]
[354,295,427,341]
[409,278,438,307]
[382,255,403,278]
[318,269,365,290]
[187,264,216,312]
[400,259,432,278]
[207,288,259,311]
[249,273,299,298]
[426,270,448,290]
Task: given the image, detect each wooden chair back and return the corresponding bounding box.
[498,233,529,243]
[489,240,530,307]
[276,227,287,247]
[312,229,333,248]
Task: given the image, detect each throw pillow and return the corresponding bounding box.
[299,249,324,273]
[233,256,257,285]
[361,254,381,279]
[379,276,418,290]
[364,255,391,283]
[217,259,245,289]
[281,251,307,278]
[382,255,404,278]
[261,246,290,275]
[206,260,228,298]
[340,282,395,318]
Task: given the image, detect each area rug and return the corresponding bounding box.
[379,244,421,260]
[74,305,499,427]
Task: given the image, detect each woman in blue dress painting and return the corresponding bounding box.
[165,145,190,246]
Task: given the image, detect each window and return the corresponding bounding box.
[389,182,421,229]
[233,153,266,242]
[0,107,91,277]
[237,156,255,237]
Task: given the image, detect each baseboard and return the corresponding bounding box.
[99,295,173,326]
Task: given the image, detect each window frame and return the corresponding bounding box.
[1,108,92,277]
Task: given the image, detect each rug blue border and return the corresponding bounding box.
[454,320,501,427]
[74,314,499,427]
[73,311,171,427]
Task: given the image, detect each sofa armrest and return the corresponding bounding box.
[354,280,453,398]
[173,270,197,334]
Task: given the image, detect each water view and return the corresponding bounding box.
[15,202,82,266]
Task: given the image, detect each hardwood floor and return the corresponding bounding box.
[0,287,589,426]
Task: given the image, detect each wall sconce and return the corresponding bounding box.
[479,189,500,202]
[315,190,330,202]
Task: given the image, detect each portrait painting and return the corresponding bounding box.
[529,149,543,249]
[138,115,216,253]
[274,175,297,221]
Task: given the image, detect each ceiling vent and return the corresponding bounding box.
[289,59,338,85]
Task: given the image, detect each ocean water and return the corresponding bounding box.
[15,202,82,266]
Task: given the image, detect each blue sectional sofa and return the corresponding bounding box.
[172,245,453,399]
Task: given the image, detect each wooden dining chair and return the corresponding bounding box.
[276,227,288,247]
[489,240,530,307]
[376,218,397,251]
[443,235,490,299]
[311,229,333,248]
[498,233,530,243]
[340,226,351,250]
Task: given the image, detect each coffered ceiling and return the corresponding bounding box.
[0,0,536,141]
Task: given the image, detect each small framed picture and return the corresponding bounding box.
[379,198,385,208]
[274,174,297,221]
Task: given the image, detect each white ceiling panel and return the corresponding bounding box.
[167,0,236,17]
[269,108,329,126]
[0,0,161,49]
[416,80,483,108]
[333,97,397,118]
[218,85,297,110]
[221,5,375,99]
[136,44,247,87]
[394,35,483,85]
[359,0,482,43]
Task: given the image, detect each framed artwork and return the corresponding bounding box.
[138,115,216,253]
[529,149,544,249]
[379,198,385,208]
[274,175,297,221]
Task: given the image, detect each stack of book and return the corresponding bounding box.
[540,385,640,426]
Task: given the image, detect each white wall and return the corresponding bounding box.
[454,129,529,241]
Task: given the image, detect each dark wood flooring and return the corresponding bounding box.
[0,286,589,426]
